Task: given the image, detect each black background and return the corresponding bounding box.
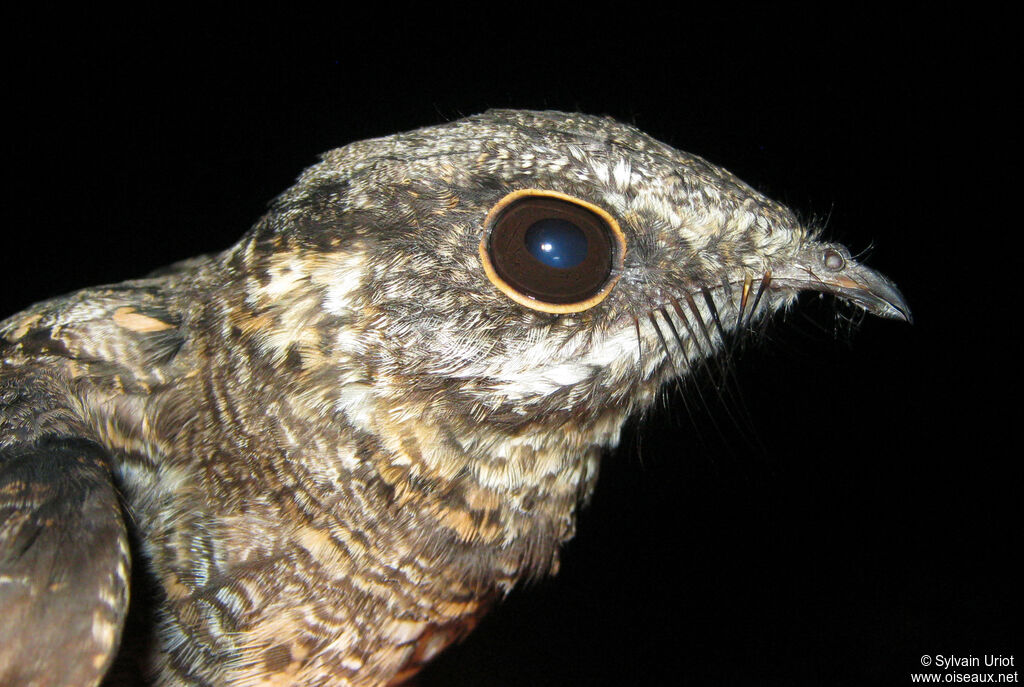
[4,8,1017,686]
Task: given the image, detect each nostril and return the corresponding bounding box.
[823,248,845,271]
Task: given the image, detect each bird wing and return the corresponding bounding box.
[0,282,185,686]
[0,433,130,687]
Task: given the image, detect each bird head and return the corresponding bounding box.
[228,109,908,433]
[216,110,910,537]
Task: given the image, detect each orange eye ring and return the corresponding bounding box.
[479,189,627,314]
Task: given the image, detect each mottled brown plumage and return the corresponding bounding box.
[0,110,909,686]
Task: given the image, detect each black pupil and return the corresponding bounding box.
[524,219,588,268]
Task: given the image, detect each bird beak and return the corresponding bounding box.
[773,244,913,324]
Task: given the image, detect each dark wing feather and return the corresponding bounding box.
[0,437,130,687]
[0,281,189,685]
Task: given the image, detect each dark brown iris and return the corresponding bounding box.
[487,196,616,305]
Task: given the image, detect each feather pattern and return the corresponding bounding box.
[0,110,908,686]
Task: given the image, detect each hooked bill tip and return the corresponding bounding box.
[777,246,913,324]
[836,266,913,324]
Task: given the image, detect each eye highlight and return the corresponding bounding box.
[524,218,589,268]
[479,190,627,313]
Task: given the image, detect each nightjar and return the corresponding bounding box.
[0,110,909,686]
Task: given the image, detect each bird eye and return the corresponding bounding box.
[479,190,627,313]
